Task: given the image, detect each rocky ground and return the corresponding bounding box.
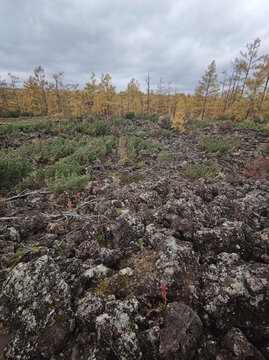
[0,118,268,359]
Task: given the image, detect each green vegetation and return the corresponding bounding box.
[0,152,31,190]
[158,151,169,164]
[197,134,231,153]
[261,142,269,156]
[185,161,219,180]
[233,121,267,131]
[186,118,212,131]
[125,112,135,120]
[125,137,159,162]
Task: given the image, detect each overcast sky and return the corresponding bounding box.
[0,0,269,93]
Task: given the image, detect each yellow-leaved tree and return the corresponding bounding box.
[172,95,186,133]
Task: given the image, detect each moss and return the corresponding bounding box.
[33,306,46,322]
[119,172,144,185]
[53,313,67,324]
[95,278,112,298]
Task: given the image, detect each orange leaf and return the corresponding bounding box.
[67,198,73,211]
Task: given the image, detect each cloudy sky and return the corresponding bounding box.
[0,0,269,93]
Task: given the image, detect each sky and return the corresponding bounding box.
[0,0,269,93]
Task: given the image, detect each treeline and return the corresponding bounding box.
[0,39,268,122]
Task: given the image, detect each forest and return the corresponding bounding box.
[0,38,268,126]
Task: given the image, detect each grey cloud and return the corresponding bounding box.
[0,0,269,92]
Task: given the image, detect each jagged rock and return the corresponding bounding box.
[219,328,265,359]
[0,255,74,359]
[157,116,172,129]
[202,252,269,330]
[155,236,201,306]
[159,302,202,359]
[95,297,142,359]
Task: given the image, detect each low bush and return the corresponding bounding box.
[89,119,110,136]
[0,110,20,118]
[186,118,212,131]
[198,134,230,153]
[134,131,147,138]
[261,142,269,156]
[0,122,20,135]
[46,174,90,192]
[36,137,78,162]
[150,129,171,138]
[21,112,34,117]
[125,137,159,161]
[0,153,31,190]
[216,114,232,121]
[233,121,266,131]
[158,151,169,163]
[219,121,233,132]
[125,112,135,120]
[243,157,269,181]
[185,161,219,180]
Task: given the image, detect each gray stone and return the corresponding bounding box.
[159,302,202,359]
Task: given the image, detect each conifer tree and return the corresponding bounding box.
[194,60,219,120]
[84,72,98,116]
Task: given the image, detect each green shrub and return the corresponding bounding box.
[46,174,90,192]
[134,131,147,138]
[0,110,20,118]
[0,153,31,190]
[261,142,269,156]
[158,151,169,163]
[233,121,266,131]
[185,161,219,180]
[125,112,135,120]
[89,120,110,136]
[186,118,212,131]
[125,137,158,161]
[21,112,34,117]
[43,157,83,179]
[198,134,230,153]
[216,114,232,121]
[37,137,78,162]
[150,129,171,138]
[72,136,117,166]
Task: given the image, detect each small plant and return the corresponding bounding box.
[216,113,231,121]
[185,161,219,180]
[261,142,269,157]
[125,112,135,120]
[139,240,145,250]
[157,302,166,312]
[219,121,233,132]
[0,152,31,190]
[186,118,212,131]
[243,157,269,181]
[158,151,169,164]
[233,121,266,131]
[198,134,230,153]
[97,234,104,247]
[160,282,168,308]
[57,249,65,257]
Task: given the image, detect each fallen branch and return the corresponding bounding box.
[0,216,19,221]
[2,190,51,202]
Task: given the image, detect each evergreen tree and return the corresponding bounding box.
[194,60,219,120]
